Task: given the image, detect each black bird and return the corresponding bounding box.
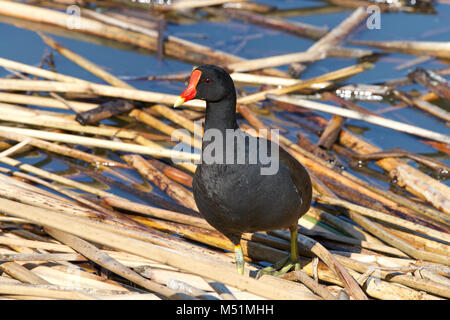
[174,65,312,276]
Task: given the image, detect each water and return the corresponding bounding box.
[0,0,449,203]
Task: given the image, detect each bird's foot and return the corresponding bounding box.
[255,254,300,279]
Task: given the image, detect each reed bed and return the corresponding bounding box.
[0,0,448,301]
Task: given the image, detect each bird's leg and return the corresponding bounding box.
[256,225,300,279]
[234,243,245,275]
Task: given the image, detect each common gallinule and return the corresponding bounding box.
[174,65,312,276]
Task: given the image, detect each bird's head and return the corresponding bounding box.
[173,65,234,107]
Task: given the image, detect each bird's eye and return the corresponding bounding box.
[204,77,212,84]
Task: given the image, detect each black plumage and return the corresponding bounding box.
[174,65,312,275]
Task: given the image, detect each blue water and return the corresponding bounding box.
[0,0,449,200]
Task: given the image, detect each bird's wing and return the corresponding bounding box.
[244,131,312,215]
[278,144,312,215]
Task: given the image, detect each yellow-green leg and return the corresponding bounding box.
[256,225,300,279]
[234,244,245,275]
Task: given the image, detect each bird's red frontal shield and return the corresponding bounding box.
[173,69,202,107]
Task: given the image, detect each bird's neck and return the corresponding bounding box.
[203,93,238,134]
[201,93,238,160]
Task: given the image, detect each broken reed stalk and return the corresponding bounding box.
[268,95,450,144]
[408,68,450,101]
[206,280,237,300]
[0,282,97,300]
[0,139,31,158]
[0,262,50,285]
[335,255,450,299]
[150,104,204,136]
[285,270,337,300]
[0,55,324,112]
[39,33,133,89]
[240,114,440,230]
[137,70,330,88]
[271,230,368,300]
[286,131,450,228]
[227,7,369,72]
[351,148,450,175]
[156,0,246,11]
[295,113,450,225]
[0,189,442,298]
[71,164,198,215]
[384,227,449,257]
[0,57,88,84]
[129,109,203,150]
[132,135,198,174]
[0,236,75,253]
[2,170,140,226]
[204,7,328,40]
[322,92,380,116]
[314,195,449,244]
[122,154,198,211]
[0,265,131,296]
[43,37,203,157]
[343,212,449,266]
[287,256,441,300]
[0,162,200,241]
[102,10,159,29]
[0,155,121,199]
[227,51,319,72]
[306,207,387,244]
[0,180,232,275]
[240,109,449,266]
[148,159,194,188]
[391,164,450,216]
[4,66,87,118]
[306,6,368,53]
[0,198,320,300]
[0,172,220,263]
[0,130,128,168]
[231,72,327,87]
[0,253,86,262]
[349,40,450,59]
[221,1,275,13]
[0,172,135,229]
[14,256,133,292]
[0,92,98,111]
[0,0,238,66]
[0,0,289,78]
[0,79,206,109]
[80,8,166,43]
[45,227,194,300]
[410,98,450,123]
[0,103,165,143]
[300,227,408,258]
[76,100,135,125]
[237,62,373,105]
[317,115,343,150]
[103,197,210,230]
[3,179,346,298]
[0,126,200,162]
[34,36,201,174]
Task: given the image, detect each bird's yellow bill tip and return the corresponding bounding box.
[173,96,185,108]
